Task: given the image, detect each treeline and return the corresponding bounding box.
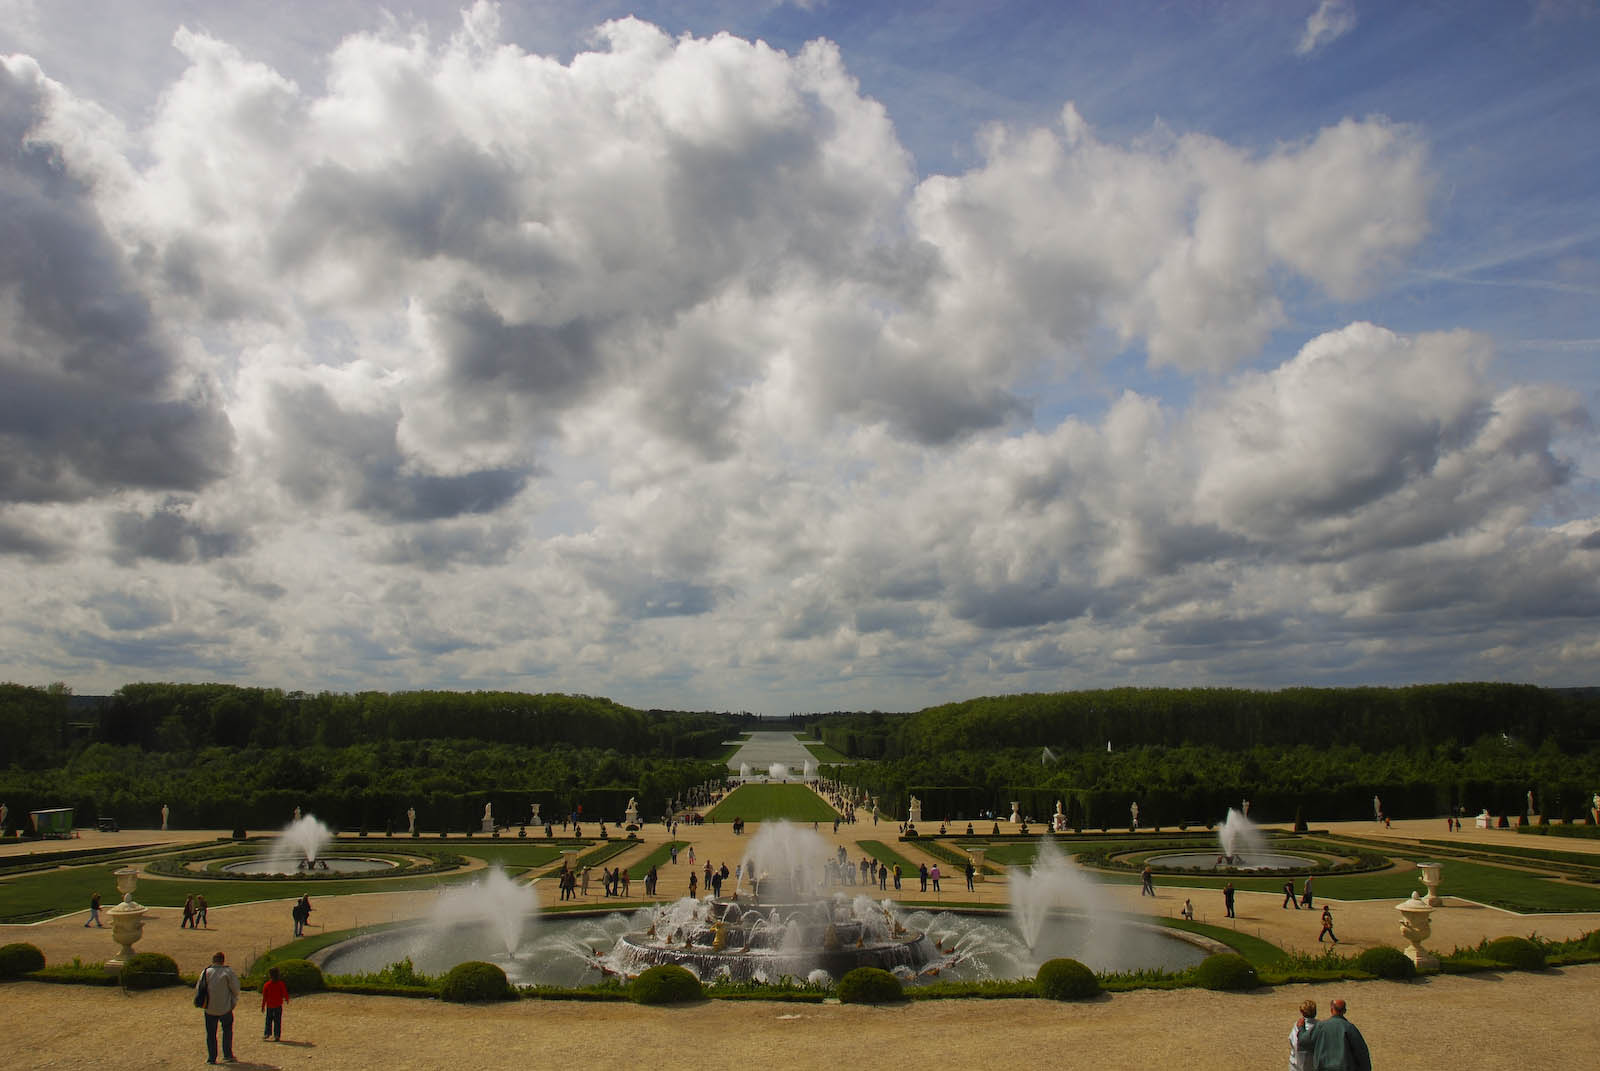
[809,684,1600,759]
[69,683,751,757]
[0,739,727,832]
[826,737,1600,827]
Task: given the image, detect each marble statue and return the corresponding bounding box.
[407,807,416,834]
[293,805,302,823]
[161,803,169,831]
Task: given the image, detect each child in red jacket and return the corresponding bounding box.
[261,966,289,1041]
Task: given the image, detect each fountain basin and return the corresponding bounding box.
[1145,852,1316,871]
[221,856,398,876]
[314,900,1209,988]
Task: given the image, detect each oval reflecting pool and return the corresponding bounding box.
[1145,852,1316,871]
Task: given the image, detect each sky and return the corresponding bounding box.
[2,0,1599,714]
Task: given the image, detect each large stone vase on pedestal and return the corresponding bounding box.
[968,847,987,883]
[104,866,148,976]
[1396,890,1438,969]
[1417,862,1443,907]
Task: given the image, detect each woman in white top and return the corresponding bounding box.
[1289,999,1318,1071]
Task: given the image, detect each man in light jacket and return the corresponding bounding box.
[197,950,242,1064]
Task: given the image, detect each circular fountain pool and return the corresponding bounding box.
[222,856,398,876]
[1145,852,1315,871]
[314,897,1210,987]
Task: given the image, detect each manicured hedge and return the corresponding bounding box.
[1194,953,1258,991]
[1354,946,1416,980]
[1036,958,1100,1000]
[630,964,703,1005]
[0,942,45,978]
[1483,936,1546,971]
[121,952,180,989]
[836,967,905,1004]
[440,961,512,1003]
[275,958,325,993]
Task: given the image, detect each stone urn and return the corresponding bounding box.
[1396,889,1438,969]
[104,866,148,975]
[1417,861,1443,907]
[968,847,987,884]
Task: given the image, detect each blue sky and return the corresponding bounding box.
[1,1,1598,711]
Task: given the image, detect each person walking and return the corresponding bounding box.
[892,864,901,891]
[964,861,975,892]
[1309,998,1370,1071]
[196,950,242,1064]
[1301,875,1315,910]
[181,894,196,929]
[918,863,929,892]
[930,864,941,892]
[1289,999,1318,1071]
[1223,881,1236,918]
[1180,898,1194,920]
[1141,865,1155,896]
[1318,904,1338,943]
[260,965,289,1042]
[196,894,209,929]
[85,891,103,927]
[1282,879,1300,909]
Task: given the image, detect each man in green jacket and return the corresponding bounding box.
[1309,998,1371,1071]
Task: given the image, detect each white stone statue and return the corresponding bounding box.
[1,801,7,830]
[1242,799,1250,817]
[1009,801,1021,824]
[407,807,416,834]
[1527,789,1535,818]
[1373,795,1382,820]
[908,795,922,825]
[484,802,493,822]
[160,804,169,831]
[293,805,302,823]
[1130,801,1140,827]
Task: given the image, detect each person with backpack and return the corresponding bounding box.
[195,950,241,1064]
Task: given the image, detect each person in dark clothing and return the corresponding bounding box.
[1308,998,1370,1071]
[1318,904,1339,943]
[1223,882,1236,918]
[1283,879,1301,909]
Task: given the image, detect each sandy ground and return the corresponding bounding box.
[3,812,1598,1068]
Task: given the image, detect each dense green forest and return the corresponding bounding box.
[0,683,744,830]
[3,680,1598,831]
[806,684,1600,758]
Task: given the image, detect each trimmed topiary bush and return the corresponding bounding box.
[1484,936,1546,971]
[0,942,45,978]
[440,961,511,1003]
[1355,945,1416,980]
[1194,952,1258,991]
[836,967,905,1004]
[1584,930,1600,955]
[630,964,704,1005]
[274,958,325,993]
[1036,957,1100,1000]
[120,952,180,989]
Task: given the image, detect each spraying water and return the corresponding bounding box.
[264,814,334,873]
[1217,808,1266,864]
[425,866,538,959]
[1008,837,1118,967]
[739,762,752,778]
[768,761,789,780]
[802,758,818,780]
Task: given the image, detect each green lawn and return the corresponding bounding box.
[801,740,852,764]
[709,783,839,822]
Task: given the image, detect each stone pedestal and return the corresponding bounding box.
[104,867,147,975]
[1417,862,1443,907]
[968,848,987,883]
[1397,890,1438,969]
